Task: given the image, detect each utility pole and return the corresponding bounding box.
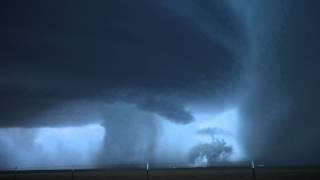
[146,162,149,180]
[251,160,256,180]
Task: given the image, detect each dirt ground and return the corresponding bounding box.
[0,167,319,180]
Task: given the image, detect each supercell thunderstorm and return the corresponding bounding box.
[1,0,320,169]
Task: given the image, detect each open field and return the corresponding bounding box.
[0,167,320,180]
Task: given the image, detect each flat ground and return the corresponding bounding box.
[0,167,319,180]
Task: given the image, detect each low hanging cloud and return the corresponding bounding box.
[0,0,246,128]
[136,95,194,124]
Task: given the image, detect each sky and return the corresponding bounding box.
[1,0,320,169]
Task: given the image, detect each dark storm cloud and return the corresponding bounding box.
[2,0,320,167]
[240,0,320,165]
[135,95,194,124]
[0,0,246,126]
[0,0,248,167]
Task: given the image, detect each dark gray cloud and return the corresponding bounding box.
[0,0,246,126]
[0,0,247,168]
[135,95,194,124]
[2,0,320,167]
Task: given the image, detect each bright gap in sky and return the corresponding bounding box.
[157,107,246,166]
[0,108,244,169]
[0,124,105,170]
